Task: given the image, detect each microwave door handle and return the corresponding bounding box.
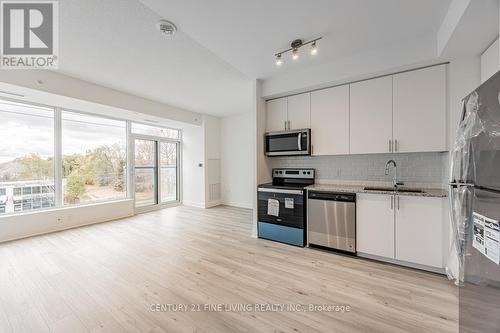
[297,132,302,151]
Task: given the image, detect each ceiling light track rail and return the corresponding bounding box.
[274,37,322,66]
[274,37,322,57]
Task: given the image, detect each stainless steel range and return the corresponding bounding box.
[257,168,315,247]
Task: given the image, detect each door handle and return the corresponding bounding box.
[297,133,302,151]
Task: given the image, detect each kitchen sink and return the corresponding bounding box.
[363,186,424,194]
[397,188,424,193]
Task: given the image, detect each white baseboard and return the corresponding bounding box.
[223,201,254,210]
[205,200,223,208]
[182,201,206,209]
[0,199,134,244]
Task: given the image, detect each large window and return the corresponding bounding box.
[62,112,127,205]
[0,97,183,217]
[0,100,55,215]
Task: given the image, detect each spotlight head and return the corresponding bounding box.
[311,41,317,55]
[275,54,283,66]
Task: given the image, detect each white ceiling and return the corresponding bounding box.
[57,0,465,117]
[58,0,253,117]
[140,0,452,79]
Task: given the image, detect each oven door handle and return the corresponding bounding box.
[258,188,303,195]
[297,132,302,151]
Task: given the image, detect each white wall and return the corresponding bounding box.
[0,70,202,125]
[481,38,499,83]
[220,113,255,209]
[182,123,206,208]
[0,199,134,243]
[203,115,222,207]
[447,57,481,151]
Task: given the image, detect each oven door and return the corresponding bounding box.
[265,129,310,156]
[257,188,305,229]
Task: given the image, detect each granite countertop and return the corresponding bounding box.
[306,183,448,198]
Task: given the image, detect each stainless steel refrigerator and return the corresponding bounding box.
[449,71,500,332]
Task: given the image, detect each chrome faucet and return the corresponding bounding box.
[385,160,403,189]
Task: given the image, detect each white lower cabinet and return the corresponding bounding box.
[356,194,395,258]
[395,195,445,268]
[356,193,445,270]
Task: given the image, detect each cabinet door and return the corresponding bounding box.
[393,65,446,152]
[395,196,444,268]
[350,76,393,154]
[287,93,310,130]
[356,193,395,258]
[311,85,349,155]
[266,98,287,132]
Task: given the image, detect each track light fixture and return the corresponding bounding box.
[274,37,321,66]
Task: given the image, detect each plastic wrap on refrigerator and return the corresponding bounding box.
[447,89,500,284]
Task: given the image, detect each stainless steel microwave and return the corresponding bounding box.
[265,129,311,156]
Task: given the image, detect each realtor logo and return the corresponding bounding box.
[1,1,58,68]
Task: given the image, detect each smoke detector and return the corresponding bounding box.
[156,20,177,36]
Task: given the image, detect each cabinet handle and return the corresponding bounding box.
[284,121,287,130]
[288,120,291,130]
[397,195,400,210]
[395,139,398,152]
[389,139,392,153]
[390,195,393,210]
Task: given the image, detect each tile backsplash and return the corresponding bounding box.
[269,152,448,186]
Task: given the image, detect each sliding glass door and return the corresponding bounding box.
[133,137,179,210]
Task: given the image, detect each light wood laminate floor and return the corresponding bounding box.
[0,205,458,333]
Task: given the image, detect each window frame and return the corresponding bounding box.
[0,97,183,218]
[130,130,182,214]
[0,97,57,216]
[60,109,129,207]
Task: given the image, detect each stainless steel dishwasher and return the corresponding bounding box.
[307,191,356,253]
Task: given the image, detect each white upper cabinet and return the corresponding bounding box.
[393,65,446,153]
[356,193,395,258]
[266,97,287,132]
[395,196,445,268]
[287,93,311,130]
[311,85,349,155]
[350,76,393,154]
